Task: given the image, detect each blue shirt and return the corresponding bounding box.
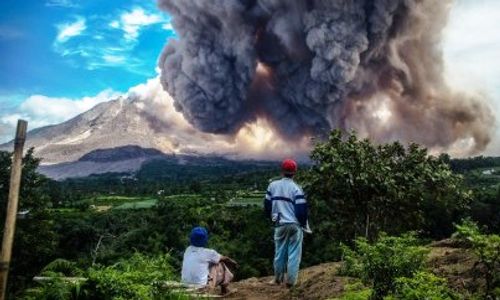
[264,177,308,227]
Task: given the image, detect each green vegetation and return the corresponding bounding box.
[388,272,458,300]
[340,235,459,300]
[114,199,158,210]
[23,253,190,300]
[0,148,58,295]
[1,131,500,299]
[331,282,372,300]
[447,155,500,234]
[341,234,429,299]
[453,220,500,298]
[303,131,469,262]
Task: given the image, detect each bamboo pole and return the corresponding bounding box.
[0,120,27,300]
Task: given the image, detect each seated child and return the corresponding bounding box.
[181,227,237,295]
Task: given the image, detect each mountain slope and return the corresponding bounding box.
[0,79,309,175]
[37,145,167,180]
[0,96,166,164]
[0,93,242,165]
[37,145,277,180]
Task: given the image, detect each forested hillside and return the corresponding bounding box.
[0,131,499,299]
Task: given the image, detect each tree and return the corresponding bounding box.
[0,148,58,297]
[303,130,470,243]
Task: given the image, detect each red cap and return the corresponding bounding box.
[281,159,297,175]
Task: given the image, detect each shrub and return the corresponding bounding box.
[21,278,75,300]
[331,282,372,300]
[387,272,459,300]
[84,253,178,299]
[23,253,190,300]
[453,219,500,297]
[41,259,84,277]
[341,233,429,300]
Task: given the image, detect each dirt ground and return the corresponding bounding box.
[226,262,352,300]
[427,239,482,295]
[221,240,481,300]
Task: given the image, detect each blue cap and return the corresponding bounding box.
[190,226,208,247]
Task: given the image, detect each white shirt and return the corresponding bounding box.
[181,246,221,287]
[265,177,306,225]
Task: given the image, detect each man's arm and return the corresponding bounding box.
[294,190,308,227]
[264,185,272,218]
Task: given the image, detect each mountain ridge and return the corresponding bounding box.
[36,144,279,180]
[0,80,309,179]
[0,93,236,165]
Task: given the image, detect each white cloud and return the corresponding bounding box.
[443,0,500,155]
[119,7,163,40]
[0,89,121,142]
[56,17,86,43]
[162,23,174,31]
[102,54,126,64]
[109,20,120,29]
[444,0,500,93]
[52,6,171,73]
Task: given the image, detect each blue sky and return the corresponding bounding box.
[0,0,174,98]
[0,0,499,155]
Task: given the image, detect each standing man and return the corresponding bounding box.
[264,159,308,287]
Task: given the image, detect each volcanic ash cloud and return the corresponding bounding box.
[157,0,495,155]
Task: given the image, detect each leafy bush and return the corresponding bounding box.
[23,253,190,300]
[453,219,500,297]
[341,233,429,300]
[332,282,372,300]
[41,259,83,277]
[334,272,459,300]
[84,253,179,300]
[387,272,459,300]
[21,278,78,300]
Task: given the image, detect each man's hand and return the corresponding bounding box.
[302,221,313,234]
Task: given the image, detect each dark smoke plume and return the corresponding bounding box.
[157,0,494,153]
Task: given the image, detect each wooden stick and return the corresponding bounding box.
[0,120,27,300]
[33,277,87,284]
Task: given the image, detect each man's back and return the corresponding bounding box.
[265,177,307,226]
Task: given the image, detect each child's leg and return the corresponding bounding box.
[209,262,234,294]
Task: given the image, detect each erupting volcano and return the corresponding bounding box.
[157,0,495,155]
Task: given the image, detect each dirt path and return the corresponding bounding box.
[227,263,351,300]
[221,243,477,300]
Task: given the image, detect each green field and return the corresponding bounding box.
[227,190,264,207]
[114,199,158,209]
[75,195,159,210]
[85,195,147,206]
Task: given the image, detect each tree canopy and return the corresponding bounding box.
[304,130,471,243]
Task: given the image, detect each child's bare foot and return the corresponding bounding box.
[221,285,238,296]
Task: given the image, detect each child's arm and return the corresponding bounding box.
[220,256,238,269]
